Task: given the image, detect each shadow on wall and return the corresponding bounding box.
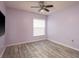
[0,11,5,36]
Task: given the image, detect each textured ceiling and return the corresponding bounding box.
[5,1,79,15]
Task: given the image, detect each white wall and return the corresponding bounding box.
[47,5,79,50]
[6,8,46,46]
[0,1,6,57]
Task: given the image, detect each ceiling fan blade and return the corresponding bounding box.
[45,5,53,8]
[44,8,49,12]
[31,6,40,8]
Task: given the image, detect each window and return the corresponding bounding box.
[33,18,45,36]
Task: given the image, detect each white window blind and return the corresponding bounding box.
[33,18,45,36]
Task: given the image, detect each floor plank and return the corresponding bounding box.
[2,40,79,58]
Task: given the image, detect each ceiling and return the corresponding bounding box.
[5,1,79,15]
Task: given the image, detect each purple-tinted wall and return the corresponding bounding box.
[47,5,79,50]
[6,8,47,46]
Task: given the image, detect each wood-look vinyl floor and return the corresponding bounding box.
[2,40,79,58]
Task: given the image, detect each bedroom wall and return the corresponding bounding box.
[6,8,46,46]
[0,1,6,57]
[47,5,79,50]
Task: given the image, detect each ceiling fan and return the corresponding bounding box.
[31,1,53,12]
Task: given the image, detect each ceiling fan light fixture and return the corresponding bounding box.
[40,9,44,13]
[31,1,53,13]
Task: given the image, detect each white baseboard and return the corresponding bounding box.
[6,38,46,47]
[0,47,6,57]
[48,39,79,52]
[6,36,47,47]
